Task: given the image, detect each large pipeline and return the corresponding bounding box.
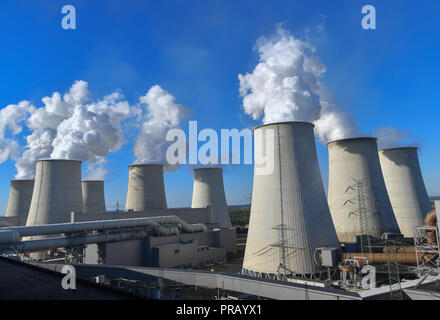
[0,215,207,238]
[425,209,437,246]
[15,229,150,252]
[344,209,438,265]
[344,252,422,265]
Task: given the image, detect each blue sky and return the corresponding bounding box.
[0,0,439,214]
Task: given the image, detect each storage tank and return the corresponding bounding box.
[379,147,431,237]
[327,138,400,242]
[242,122,340,277]
[191,168,232,229]
[5,179,34,220]
[26,159,82,226]
[125,164,167,211]
[81,180,106,214]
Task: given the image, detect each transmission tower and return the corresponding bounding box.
[344,178,372,254]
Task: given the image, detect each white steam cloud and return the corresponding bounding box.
[10,80,135,179]
[239,26,357,143]
[83,157,109,181]
[134,85,192,172]
[374,127,418,150]
[0,101,34,163]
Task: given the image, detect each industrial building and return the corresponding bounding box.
[242,122,340,278]
[0,128,439,300]
[379,147,432,238]
[0,159,236,271]
[327,138,400,243]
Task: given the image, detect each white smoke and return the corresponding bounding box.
[0,101,34,163]
[83,157,108,180]
[239,26,357,143]
[374,127,417,150]
[134,85,192,172]
[13,80,135,179]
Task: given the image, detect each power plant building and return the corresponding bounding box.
[242,122,340,277]
[379,147,432,237]
[191,168,232,229]
[327,138,400,242]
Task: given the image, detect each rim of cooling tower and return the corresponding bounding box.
[193,167,222,171]
[253,121,315,131]
[327,136,377,146]
[128,163,164,168]
[35,159,82,163]
[379,146,418,151]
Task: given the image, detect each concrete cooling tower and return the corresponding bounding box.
[81,180,106,214]
[26,159,83,226]
[191,168,232,229]
[242,122,340,277]
[5,179,34,219]
[328,138,400,243]
[125,164,167,211]
[379,147,432,238]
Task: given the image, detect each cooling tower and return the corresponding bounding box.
[379,147,431,237]
[242,122,340,277]
[191,168,232,229]
[26,159,82,226]
[328,138,400,242]
[125,164,167,211]
[81,180,106,214]
[5,179,34,219]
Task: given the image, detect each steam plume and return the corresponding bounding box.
[134,85,192,172]
[239,26,358,143]
[13,81,134,179]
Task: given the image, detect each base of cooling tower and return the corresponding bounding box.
[241,267,331,284]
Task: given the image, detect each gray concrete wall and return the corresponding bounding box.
[197,246,227,265]
[153,242,197,268]
[100,239,147,266]
[214,228,237,255]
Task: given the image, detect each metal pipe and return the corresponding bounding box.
[424,209,437,246]
[0,231,21,245]
[344,252,422,265]
[0,215,207,238]
[17,229,150,252]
